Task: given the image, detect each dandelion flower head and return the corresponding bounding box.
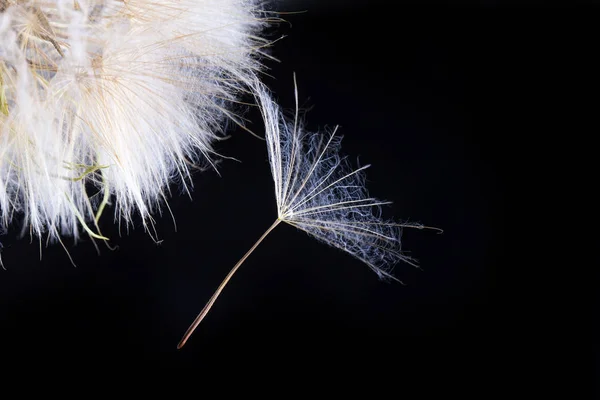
[0,0,267,243]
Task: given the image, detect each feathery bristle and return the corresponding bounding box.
[255,80,428,281]
[177,78,439,348]
[0,0,268,245]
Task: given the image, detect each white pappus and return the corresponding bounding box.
[0,0,271,255]
[177,77,440,349]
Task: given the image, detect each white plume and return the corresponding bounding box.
[177,78,439,348]
[0,0,268,245]
[256,81,428,281]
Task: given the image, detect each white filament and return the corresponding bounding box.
[0,0,268,244]
[255,79,429,281]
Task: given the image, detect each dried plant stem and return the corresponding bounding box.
[177,218,282,349]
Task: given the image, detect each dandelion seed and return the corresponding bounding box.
[0,0,274,253]
[177,76,441,349]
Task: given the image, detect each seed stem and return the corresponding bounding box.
[177,218,282,349]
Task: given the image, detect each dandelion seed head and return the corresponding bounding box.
[0,0,267,244]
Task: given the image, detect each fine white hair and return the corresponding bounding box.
[0,0,269,245]
[254,79,428,281]
[176,78,439,348]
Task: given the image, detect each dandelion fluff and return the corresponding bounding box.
[177,77,441,349]
[0,0,268,244]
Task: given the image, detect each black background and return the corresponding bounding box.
[0,0,578,381]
